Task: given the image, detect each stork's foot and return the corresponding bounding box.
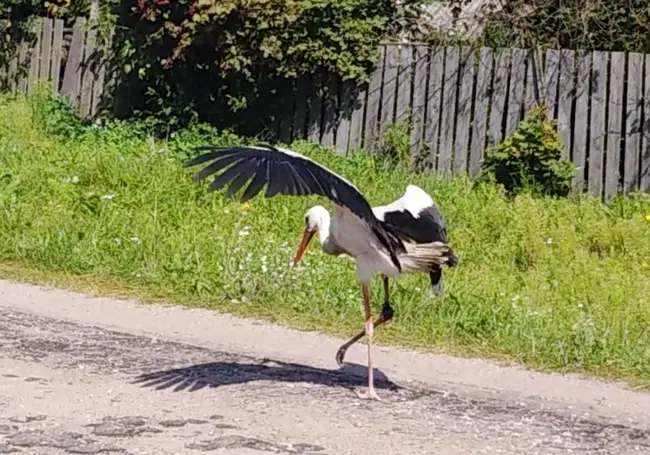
[334,301,394,366]
[354,387,382,401]
[335,345,347,366]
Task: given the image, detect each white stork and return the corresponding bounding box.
[185,144,458,400]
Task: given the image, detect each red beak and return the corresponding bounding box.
[292,228,315,267]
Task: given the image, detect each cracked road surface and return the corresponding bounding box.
[1,279,650,454]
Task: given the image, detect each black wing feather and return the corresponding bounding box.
[240,166,268,202]
[224,159,258,199]
[207,158,247,193]
[382,204,448,244]
[193,154,242,182]
[184,144,406,268]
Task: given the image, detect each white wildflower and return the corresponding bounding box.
[114,238,121,245]
[546,238,553,245]
[130,236,141,244]
[102,193,116,200]
[261,265,268,273]
[63,176,79,184]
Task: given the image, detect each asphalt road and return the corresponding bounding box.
[1,279,649,454]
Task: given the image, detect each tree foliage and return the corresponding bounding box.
[481,0,650,52]
[110,0,397,132]
[410,0,650,53]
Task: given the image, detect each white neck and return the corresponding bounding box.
[316,211,331,248]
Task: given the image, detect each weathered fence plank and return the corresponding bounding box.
[379,45,399,137]
[572,52,590,193]
[423,46,444,168]
[454,47,474,174]
[27,18,42,95]
[16,42,29,93]
[321,77,339,149]
[625,53,643,193]
[506,48,526,138]
[335,80,354,154]
[61,17,87,107]
[605,52,625,198]
[292,76,309,142]
[39,18,52,83]
[488,48,510,147]
[50,19,64,91]
[79,27,97,118]
[348,85,366,150]
[7,47,18,90]
[523,50,539,111]
[438,46,459,175]
[363,47,385,148]
[469,47,493,177]
[641,55,650,193]
[409,46,428,162]
[544,49,560,119]
[395,45,412,123]
[557,49,575,160]
[307,85,323,143]
[588,51,608,197]
[277,80,295,144]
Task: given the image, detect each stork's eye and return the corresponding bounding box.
[305,216,309,226]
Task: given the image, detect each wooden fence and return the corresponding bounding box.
[0,17,108,119]
[2,16,650,198]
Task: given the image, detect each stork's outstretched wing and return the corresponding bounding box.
[184,144,406,267]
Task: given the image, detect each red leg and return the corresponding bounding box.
[355,282,381,401]
[335,275,393,365]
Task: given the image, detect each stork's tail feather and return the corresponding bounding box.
[399,241,458,275]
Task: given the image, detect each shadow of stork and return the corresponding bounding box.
[131,358,400,394]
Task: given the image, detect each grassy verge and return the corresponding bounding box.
[2,90,650,386]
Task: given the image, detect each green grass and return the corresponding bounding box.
[2,90,650,386]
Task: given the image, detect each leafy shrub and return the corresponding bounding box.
[372,120,412,165]
[480,106,577,198]
[28,84,88,141]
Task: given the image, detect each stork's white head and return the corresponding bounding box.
[292,205,330,267]
[304,205,330,232]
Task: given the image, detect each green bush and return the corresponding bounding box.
[480,106,577,198]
